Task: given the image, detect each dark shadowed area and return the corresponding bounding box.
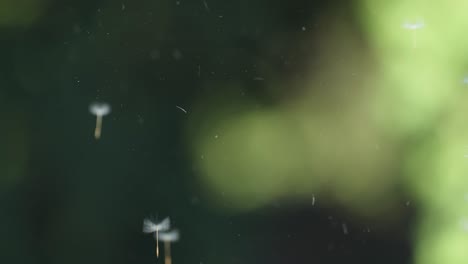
[0,0,413,264]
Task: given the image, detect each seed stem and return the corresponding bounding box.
[94,115,103,139]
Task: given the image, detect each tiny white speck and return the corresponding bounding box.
[173,49,183,60]
[402,20,425,30]
[463,76,468,84]
[73,24,81,34]
[121,3,125,10]
[149,49,160,60]
[302,26,306,31]
[203,0,210,12]
[342,223,348,235]
[311,195,316,206]
[137,115,144,124]
[214,134,218,139]
[176,105,187,114]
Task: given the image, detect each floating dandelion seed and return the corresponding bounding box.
[402,20,425,48]
[143,217,171,257]
[158,229,180,264]
[89,102,111,139]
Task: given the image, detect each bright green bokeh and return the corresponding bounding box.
[190,1,468,262]
[358,1,468,263]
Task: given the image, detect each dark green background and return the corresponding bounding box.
[0,0,411,263]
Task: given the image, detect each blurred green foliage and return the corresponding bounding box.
[2,0,467,263]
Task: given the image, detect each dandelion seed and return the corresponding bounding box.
[158,229,180,264]
[402,21,425,30]
[89,102,111,140]
[143,217,171,257]
[402,20,425,48]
